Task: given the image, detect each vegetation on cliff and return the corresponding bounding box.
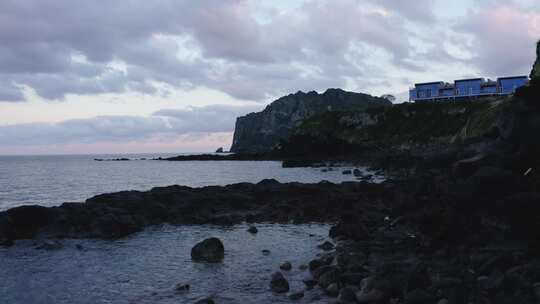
[277,97,509,158]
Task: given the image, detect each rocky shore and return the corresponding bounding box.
[2,157,540,303]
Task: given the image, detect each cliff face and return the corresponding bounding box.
[530,40,540,80]
[230,88,391,153]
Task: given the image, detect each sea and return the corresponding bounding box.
[0,153,382,304]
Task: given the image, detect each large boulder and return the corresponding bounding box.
[191,237,225,263]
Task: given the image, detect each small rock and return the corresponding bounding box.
[288,291,304,300]
[309,259,324,271]
[194,297,214,304]
[342,170,352,175]
[533,282,540,301]
[247,226,258,234]
[280,261,292,271]
[35,240,63,250]
[338,287,358,303]
[318,241,335,251]
[191,237,225,263]
[405,288,432,304]
[356,289,385,303]
[318,267,340,288]
[270,272,290,293]
[303,279,318,289]
[353,169,362,176]
[262,249,271,256]
[175,283,190,292]
[326,283,340,297]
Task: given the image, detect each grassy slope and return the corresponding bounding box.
[283,97,510,154]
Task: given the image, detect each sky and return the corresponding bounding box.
[0,0,539,155]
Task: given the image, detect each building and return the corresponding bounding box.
[409,76,528,102]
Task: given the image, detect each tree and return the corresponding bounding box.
[380,94,396,103]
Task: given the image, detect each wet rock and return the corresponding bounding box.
[35,240,63,250]
[262,249,271,256]
[533,282,540,301]
[303,279,318,289]
[270,272,290,293]
[342,170,352,175]
[288,291,304,300]
[191,237,225,263]
[326,283,340,297]
[175,283,190,292]
[353,169,362,177]
[405,289,432,304]
[318,267,341,288]
[194,297,214,304]
[329,221,369,240]
[318,241,335,251]
[356,277,386,303]
[341,272,367,285]
[338,286,358,303]
[247,226,258,234]
[280,261,292,271]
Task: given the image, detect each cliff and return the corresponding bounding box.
[530,40,540,80]
[230,88,391,153]
[277,96,508,159]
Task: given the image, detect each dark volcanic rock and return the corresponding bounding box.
[280,261,292,271]
[191,238,225,263]
[270,271,290,293]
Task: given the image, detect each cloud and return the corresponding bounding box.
[456,2,540,76]
[0,104,262,146]
[0,0,425,102]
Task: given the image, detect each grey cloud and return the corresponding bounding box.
[0,0,429,102]
[0,104,262,145]
[455,2,540,76]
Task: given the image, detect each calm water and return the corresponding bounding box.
[0,154,380,304]
[0,154,383,211]
[0,223,331,304]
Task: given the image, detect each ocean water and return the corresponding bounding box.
[0,223,331,304]
[0,153,381,304]
[0,154,383,211]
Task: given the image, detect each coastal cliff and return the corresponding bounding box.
[230,88,391,153]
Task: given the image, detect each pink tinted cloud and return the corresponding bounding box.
[458,4,540,76]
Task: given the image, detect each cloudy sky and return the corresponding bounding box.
[0,0,539,155]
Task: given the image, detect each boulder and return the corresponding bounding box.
[326,283,340,297]
[175,283,190,292]
[270,271,290,293]
[318,241,335,251]
[194,298,214,304]
[338,286,358,303]
[247,226,258,234]
[330,221,369,240]
[35,240,63,250]
[191,237,225,263]
[280,261,292,271]
[303,279,318,289]
[288,291,304,300]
